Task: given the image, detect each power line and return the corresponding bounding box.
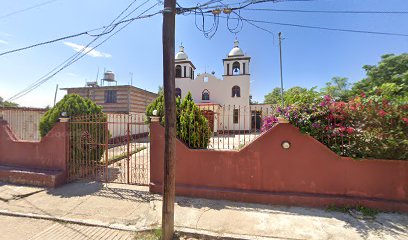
[7,0,152,101]
[0,0,61,20]
[8,5,160,101]
[7,1,161,102]
[201,13,408,37]
[241,8,408,14]
[239,16,408,37]
[194,0,317,11]
[0,0,151,57]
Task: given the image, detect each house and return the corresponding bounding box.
[175,40,273,133]
[62,79,157,114]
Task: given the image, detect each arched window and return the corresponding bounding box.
[175,88,181,97]
[175,65,182,78]
[232,85,241,97]
[232,61,240,75]
[202,89,210,100]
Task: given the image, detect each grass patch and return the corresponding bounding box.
[133,229,161,240]
[107,146,146,165]
[327,204,379,217]
[133,231,158,240]
[355,205,379,217]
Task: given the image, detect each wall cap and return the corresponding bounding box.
[277,117,289,123]
[59,117,69,123]
[150,116,160,123]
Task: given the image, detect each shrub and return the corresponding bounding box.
[178,92,211,148]
[344,93,407,159]
[145,93,165,124]
[40,94,107,168]
[267,93,407,160]
[260,115,278,132]
[39,94,103,137]
[146,91,211,148]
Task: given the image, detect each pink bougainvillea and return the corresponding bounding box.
[263,93,408,160]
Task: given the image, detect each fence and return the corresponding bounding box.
[67,112,150,185]
[194,104,276,150]
[0,107,46,141]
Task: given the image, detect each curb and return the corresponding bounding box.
[0,209,277,239]
[0,209,153,232]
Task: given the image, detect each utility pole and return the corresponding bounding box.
[278,32,284,108]
[53,84,59,107]
[162,0,177,239]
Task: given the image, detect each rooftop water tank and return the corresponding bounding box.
[103,71,115,82]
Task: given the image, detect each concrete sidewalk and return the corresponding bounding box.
[0,215,134,240]
[0,181,407,240]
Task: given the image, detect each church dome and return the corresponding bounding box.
[228,39,244,57]
[175,45,188,60]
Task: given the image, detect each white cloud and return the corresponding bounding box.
[63,42,112,58]
[66,72,79,77]
[0,39,8,44]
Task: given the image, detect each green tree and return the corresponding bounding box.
[264,88,282,105]
[285,86,320,105]
[351,53,408,98]
[39,94,103,137]
[264,86,320,105]
[178,92,211,148]
[0,96,19,107]
[321,77,350,101]
[40,94,106,169]
[146,91,211,148]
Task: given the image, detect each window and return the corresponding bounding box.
[175,65,182,78]
[227,63,230,76]
[104,90,117,103]
[175,88,181,97]
[243,62,246,74]
[232,61,240,75]
[190,68,193,79]
[202,89,210,100]
[232,85,241,97]
[233,109,239,124]
[184,66,186,77]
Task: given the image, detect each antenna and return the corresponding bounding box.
[95,67,99,83]
[130,72,133,86]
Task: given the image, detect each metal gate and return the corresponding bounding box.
[67,113,150,185]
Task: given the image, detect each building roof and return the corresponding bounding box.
[60,85,158,96]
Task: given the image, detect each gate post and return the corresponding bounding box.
[149,117,163,193]
[59,117,70,185]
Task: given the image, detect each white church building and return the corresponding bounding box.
[175,40,272,133]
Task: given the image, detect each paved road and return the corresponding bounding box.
[1,181,407,240]
[0,215,134,240]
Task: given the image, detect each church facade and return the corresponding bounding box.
[175,40,271,133]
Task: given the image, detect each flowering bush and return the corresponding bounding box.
[263,93,408,160]
[260,115,278,132]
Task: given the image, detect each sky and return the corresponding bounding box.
[0,0,407,107]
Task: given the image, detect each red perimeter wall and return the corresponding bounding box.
[149,122,408,212]
[0,120,68,175]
